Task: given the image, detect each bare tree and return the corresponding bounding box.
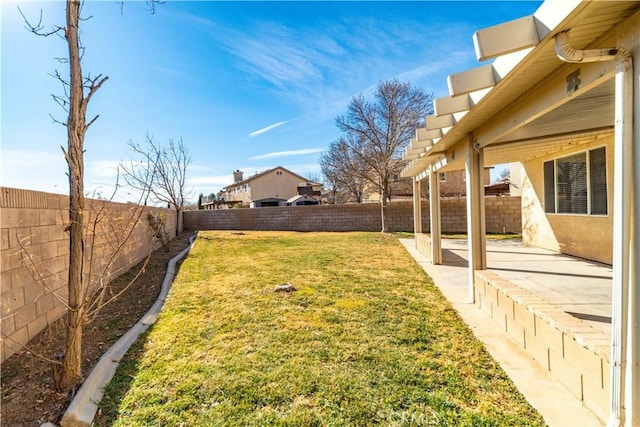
[20,0,160,391]
[120,135,192,235]
[335,80,434,230]
[498,167,510,181]
[320,138,368,203]
[441,171,467,198]
[20,0,107,391]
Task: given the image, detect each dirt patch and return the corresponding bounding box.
[1,232,196,426]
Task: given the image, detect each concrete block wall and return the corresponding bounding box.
[475,270,610,422]
[415,233,432,260]
[0,187,176,362]
[184,196,522,234]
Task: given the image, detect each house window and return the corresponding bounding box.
[544,147,607,215]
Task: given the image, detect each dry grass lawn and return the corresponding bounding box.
[97,231,545,426]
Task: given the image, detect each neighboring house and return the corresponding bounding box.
[400,0,639,422]
[287,194,320,206]
[207,167,322,208]
[483,176,510,197]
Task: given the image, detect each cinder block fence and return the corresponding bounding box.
[0,187,175,362]
[184,197,522,233]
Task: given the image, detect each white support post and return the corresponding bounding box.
[413,177,422,235]
[608,54,635,427]
[625,51,639,427]
[429,166,442,265]
[465,136,486,304]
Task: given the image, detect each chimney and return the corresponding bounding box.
[233,170,244,182]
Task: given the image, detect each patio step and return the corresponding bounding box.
[474,270,610,423]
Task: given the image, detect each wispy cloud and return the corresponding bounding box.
[186,11,474,110]
[249,120,288,138]
[249,148,323,160]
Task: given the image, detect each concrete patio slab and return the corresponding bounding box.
[399,237,605,427]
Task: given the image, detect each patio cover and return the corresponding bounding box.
[401,1,640,425]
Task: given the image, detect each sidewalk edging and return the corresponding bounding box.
[57,234,197,427]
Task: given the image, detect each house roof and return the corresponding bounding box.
[222,166,319,190]
[401,0,640,179]
[287,194,320,204]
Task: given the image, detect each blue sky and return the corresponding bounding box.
[1,1,541,202]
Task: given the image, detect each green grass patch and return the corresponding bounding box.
[98,231,543,426]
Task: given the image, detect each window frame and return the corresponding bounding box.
[543,146,608,216]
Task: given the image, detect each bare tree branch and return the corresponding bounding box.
[120,135,193,234]
[329,80,433,230]
[18,7,65,37]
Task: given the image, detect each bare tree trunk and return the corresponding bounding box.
[380,179,389,232]
[58,0,85,390]
[175,207,182,236]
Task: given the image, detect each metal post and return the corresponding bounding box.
[429,165,442,265]
[465,136,486,303]
[413,177,422,234]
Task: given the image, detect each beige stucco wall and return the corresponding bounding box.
[223,168,307,206]
[250,168,305,202]
[224,183,252,205]
[520,134,613,264]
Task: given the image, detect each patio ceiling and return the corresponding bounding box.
[402,0,640,177]
[484,78,614,165]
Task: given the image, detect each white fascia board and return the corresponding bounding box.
[403,145,422,160]
[452,111,468,122]
[416,128,442,141]
[434,94,471,116]
[410,139,432,150]
[426,113,455,130]
[407,145,426,156]
[473,15,540,62]
[533,0,582,38]
[401,160,418,177]
[402,155,435,178]
[447,64,497,97]
[469,87,492,105]
[492,48,534,79]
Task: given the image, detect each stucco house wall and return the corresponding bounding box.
[520,134,613,264]
[249,168,305,203]
[222,167,312,207]
[227,185,252,205]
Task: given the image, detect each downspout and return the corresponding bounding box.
[555,31,635,427]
